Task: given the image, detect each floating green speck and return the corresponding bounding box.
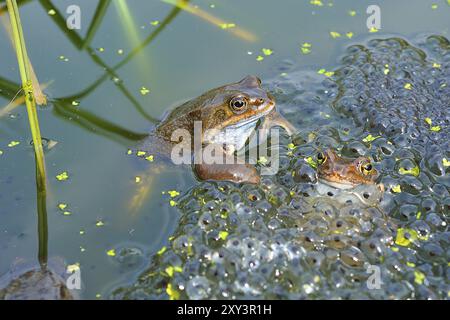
[414,270,426,285]
[348,10,356,16]
[300,43,312,54]
[430,126,441,132]
[7,141,20,147]
[391,185,402,193]
[369,27,378,33]
[106,249,116,257]
[56,171,69,181]
[310,0,323,6]
[150,20,160,26]
[169,200,177,207]
[165,265,183,277]
[157,246,167,255]
[136,150,146,157]
[424,117,441,132]
[442,158,450,167]
[135,176,141,183]
[48,9,56,15]
[287,143,296,150]
[301,47,311,54]
[431,4,438,10]
[166,283,180,300]
[219,230,229,240]
[58,203,68,210]
[140,87,150,95]
[71,100,80,106]
[399,166,420,177]
[219,23,235,29]
[66,263,80,273]
[256,55,264,62]
[145,155,154,162]
[96,220,105,227]
[432,62,441,68]
[262,48,273,56]
[346,32,354,39]
[406,261,416,268]
[330,31,341,39]
[404,83,412,90]
[305,156,317,169]
[117,49,124,55]
[395,228,418,247]
[258,156,268,165]
[317,68,333,77]
[167,190,180,197]
[362,134,381,143]
[0,150,3,155]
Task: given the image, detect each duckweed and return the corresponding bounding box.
[7,141,20,147]
[56,171,69,181]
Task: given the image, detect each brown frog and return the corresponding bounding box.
[316,149,379,189]
[140,75,296,184]
[308,148,385,207]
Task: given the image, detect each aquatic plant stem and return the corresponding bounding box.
[6,0,48,266]
[6,0,46,180]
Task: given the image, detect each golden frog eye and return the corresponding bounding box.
[229,96,248,114]
[360,162,373,175]
[317,152,327,165]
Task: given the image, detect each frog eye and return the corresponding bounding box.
[317,152,327,165]
[360,162,374,175]
[229,96,248,114]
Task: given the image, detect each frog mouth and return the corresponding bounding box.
[225,115,263,129]
[319,179,357,190]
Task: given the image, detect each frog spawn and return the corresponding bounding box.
[112,36,450,300]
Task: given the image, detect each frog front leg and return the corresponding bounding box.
[192,144,260,184]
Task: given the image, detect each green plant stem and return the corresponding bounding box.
[6,0,48,266]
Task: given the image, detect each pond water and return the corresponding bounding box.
[0,0,449,299]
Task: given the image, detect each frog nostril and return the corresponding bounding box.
[254,98,265,105]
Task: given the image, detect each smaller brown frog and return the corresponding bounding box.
[316,149,378,189]
[308,149,385,207]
